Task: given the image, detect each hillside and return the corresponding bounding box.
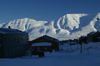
[0,13,100,41]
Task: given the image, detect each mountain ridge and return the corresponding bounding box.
[0,13,100,41]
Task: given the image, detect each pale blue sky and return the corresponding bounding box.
[0,0,100,23]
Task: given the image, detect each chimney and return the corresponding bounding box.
[8,26,11,29]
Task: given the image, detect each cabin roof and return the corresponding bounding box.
[42,35,59,42]
[88,32,97,35]
[88,31,100,36]
[0,28,27,34]
[32,35,59,42]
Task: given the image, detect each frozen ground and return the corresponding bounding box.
[0,42,100,66]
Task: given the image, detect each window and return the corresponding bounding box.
[17,41,20,43]
[9,49,11,54]
[22,38,23,40]
[12,37,13,42]
[5,38,6,42]
[18,46,20,50]
[15,38,16,41]
[15,47,17,51]
[33,48,39,51]
[9,38,10,42]
[45,47,47,49]
[12,48,14,53]
[5,50,8,56]
[20,46,21,49]
[41,40,44,42]
[22,46,24,49]
[18,38,19,41]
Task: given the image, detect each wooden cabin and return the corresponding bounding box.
[87,31,100,42]
[29,35,59,51]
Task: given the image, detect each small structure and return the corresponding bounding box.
[32,42,52,52]
[29,35,59,51]
[0,28,28,58]
[79,36,87,44]
[87,31,100,42]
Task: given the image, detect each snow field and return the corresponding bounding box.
[1,42,100,66]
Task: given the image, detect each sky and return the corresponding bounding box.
[0,0,100,23]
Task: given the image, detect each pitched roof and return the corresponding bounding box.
[79,36,87,40]
[31,35,59,42]
[94,32,100,36]
[88,32,97,35]
[0,28,27,34]
[42,35,59,42]
[88,31,100,37]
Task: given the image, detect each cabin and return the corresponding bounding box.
[87,31,100,42]
[29,35,59,51]
[79,36,87,44]
[0,28,28,58]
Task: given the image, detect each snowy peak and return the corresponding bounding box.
[1,13,100,40]
[56,14,88,30]
[90,13,100,31]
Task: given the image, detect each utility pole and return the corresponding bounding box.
[79,41,82,53]
[77,43,79,50]
[80,43,82,53]
[67,43,68,50]
[77,37,79,50]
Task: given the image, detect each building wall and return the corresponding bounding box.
[0,34,5,58]
[87,35,93,42]
[93,34,100,42]
[32,46,52,52]
[0,33,28,58]
[87,33,100,42]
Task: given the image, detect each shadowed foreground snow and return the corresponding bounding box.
[0,42,100,66]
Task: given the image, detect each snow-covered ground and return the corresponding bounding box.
[0,42,100,66]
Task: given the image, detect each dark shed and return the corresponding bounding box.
[87,31,100,42]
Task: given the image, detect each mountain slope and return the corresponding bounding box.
[1,18,47,31]
[0,13,100,41]
[56,14,88,30]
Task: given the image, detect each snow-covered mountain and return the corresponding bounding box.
[0,13,100,41]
